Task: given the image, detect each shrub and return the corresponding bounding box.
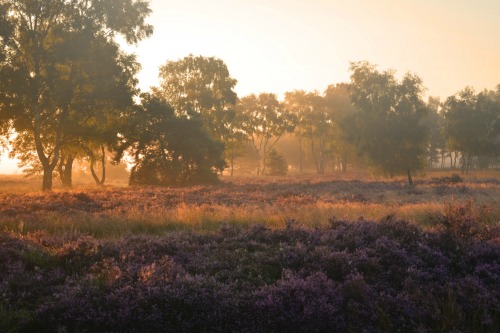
[1,214,499,332]
[265,149,288,176]
[118,94,226,187]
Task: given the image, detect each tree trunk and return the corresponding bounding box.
[460,151,466,174]
[342,153,348,172]
[466,152,473,174]
[261,140,269,176]
[230,156,234,177]
[64,158,74,188]
[35,127,61,191]
[256,150,261,176]
[318,151,324,174]
[34,100,58,191]
[310,135,319,174]
[318,137,326,175]
[298,134,303,173]
[407,168,414,187]
[42,167,53,191]
[34,103,67,191]
[90,146,106,186]
[58,155,74,188]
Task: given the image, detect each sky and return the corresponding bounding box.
[1,0,499,173]
[124,0,500,98]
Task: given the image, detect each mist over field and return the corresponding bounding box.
[0,0,499,331]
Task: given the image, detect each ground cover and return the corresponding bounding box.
[0,172,498,236]
[0,171,498,331]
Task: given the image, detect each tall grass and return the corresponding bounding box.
[0,170,498,238]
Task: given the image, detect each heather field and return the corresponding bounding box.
[0,172,499,332]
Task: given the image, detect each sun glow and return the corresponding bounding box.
[1,0,500,174]
[124,0,500,98]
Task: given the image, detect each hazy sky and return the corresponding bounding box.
[124,0,500,98]
[1,0,499,173]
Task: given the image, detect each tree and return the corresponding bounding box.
[223,109,248,177]
[0,0,152,190]
[154,55,237,140]
[301,91,334,174]
[443,87,500,173]
[282,87,355,174]
[237,93,296,175]
[61,39,140,187]
[324,83,358,172]
[10,36,140,188]
[265,149,288,176]
[423,97,447,168]
[283,90,310,173]
[347,62,430,185]
[154,55,239,174]
[115,94,226,186]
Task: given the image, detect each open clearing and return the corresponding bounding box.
[0,171,498,236]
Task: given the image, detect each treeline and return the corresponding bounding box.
[0,1,499,190]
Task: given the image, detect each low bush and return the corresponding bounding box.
[1,212,498,332]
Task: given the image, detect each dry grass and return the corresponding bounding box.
[0,171,498,237]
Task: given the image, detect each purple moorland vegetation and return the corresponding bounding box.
[0,208,499,332]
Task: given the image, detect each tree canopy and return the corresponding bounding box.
[116,94,226,186]
[237,93,296,175]
[346,61,430,185]
[443,87,500,173]
[154,54,237,140]
[0,2,498,186]
[0,0,152,190]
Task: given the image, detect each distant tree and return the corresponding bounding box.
[116,94,226,186]
[443,87,500,173]
[324,83,358,172]
[302,92,334,174]
[224,109,249,176]
[284,90,310,173]
[155,55,237,137]
[237,93,296,175]
[423,97,447,168]
[284,90,334,174]
[265,149,288,176]
[347,62,430,185]
[0,0,152,190]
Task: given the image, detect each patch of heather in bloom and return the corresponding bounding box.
[1,214,499,332]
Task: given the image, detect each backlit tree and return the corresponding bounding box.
[347,62,430,185]
[0,0,152,190]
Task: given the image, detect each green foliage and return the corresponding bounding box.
[155,54,237,140]
[117,94,226,186]
[9,36,140,187]
[0,0,152,190]
[283,84,360,174]
[324,83,359,172]
[265,149,288,176]
[346,62,430,183]
[154,54,244,174]
[423,97,447,168]
[238,93,296,175]
[284,90,335,174]
[443,87,500,172]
